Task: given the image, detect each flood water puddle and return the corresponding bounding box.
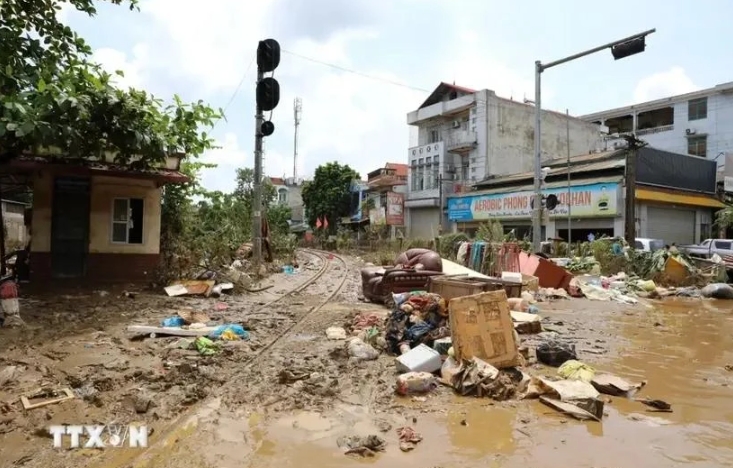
[243,298,733,468]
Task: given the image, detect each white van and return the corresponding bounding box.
[634,238,665,252]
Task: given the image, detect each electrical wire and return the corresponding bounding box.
[281,48,431,93]
[211,53,256,131]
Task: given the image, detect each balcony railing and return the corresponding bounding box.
[445,131,477,151]
[636,124,674,136]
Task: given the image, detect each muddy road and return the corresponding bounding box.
[1,252,733,468]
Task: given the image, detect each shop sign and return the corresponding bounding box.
[386,192,405,225]
[447,182,618,221]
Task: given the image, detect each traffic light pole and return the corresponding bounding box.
[252,68,264,272]
[532,28,656,252]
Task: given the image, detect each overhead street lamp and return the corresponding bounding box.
[531,29,656,252]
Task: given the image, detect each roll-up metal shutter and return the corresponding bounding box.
[408,208,438,239]
[646,206,695,245]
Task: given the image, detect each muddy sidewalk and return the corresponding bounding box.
[0,250,358,467]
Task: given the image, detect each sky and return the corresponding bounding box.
[60,0,733,192]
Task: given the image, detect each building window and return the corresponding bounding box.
[688,97,707,121]
[424,157,433,189]
[429,129,441,143]
[688,135,707,157]
[278,188,288,204]
[410,160,418,191]
[112,198,144,244]
[700,223,710,240]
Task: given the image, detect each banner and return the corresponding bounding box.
[386,192,405,225]
[447,182,619,221]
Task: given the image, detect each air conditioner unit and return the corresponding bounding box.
[452,121,461,129]
[686,128,697,135]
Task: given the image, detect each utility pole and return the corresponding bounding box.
[293,97,302,180]
[253,39,281,271]
[624,135,646,243]
[532,28,656,251]
[438,173,443,235]
[252,67,264,269]
[566,109,571,245]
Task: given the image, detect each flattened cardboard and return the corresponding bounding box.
[448,290,520,369]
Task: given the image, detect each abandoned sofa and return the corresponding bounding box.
[361,248,444,305]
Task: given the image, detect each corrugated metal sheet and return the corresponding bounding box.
[474,155,625,188]
[636,147,717,193]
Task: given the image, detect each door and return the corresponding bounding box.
[409,208,438,239]
[646,206,695,245]
[51,177,91,278]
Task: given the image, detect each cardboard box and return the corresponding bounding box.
[448,290,521,369]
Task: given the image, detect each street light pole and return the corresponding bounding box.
[532,28,656,252]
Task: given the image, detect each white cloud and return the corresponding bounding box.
[199,132,292,192]
[633,67,699,103]
[444,31,544,104]
[70,0,537,191]
[92,44,149,89]
[139,0,273,93]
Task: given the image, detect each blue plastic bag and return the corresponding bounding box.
[209,324,250,340]
[161,316,186,327]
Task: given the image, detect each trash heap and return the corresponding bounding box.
[376,285,670,423]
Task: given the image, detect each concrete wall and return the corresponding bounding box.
[273,184,304,222]
[583,86,733,168]
[488,96,602,175]
[31,174,161,255]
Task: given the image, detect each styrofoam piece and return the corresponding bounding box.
[395,344,442,373]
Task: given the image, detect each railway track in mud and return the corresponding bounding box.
[239,248,350,366]
[89,248,350,468]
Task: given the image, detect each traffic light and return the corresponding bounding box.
[545,194,558,211]
[255,38,280,137]
[611,37,646,60]
[256,77,280,112]
[257,39,281,73]
[260,120,274,136]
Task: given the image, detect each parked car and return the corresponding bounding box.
[679,239,733,259]
[634,238,665,252]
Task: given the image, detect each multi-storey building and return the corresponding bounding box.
[580,81,733,165]
[405,82,603,239]
[267,176,305,223]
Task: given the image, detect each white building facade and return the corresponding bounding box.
[405,82,603,239]
[268,176,305,223]
[580,81,733,167]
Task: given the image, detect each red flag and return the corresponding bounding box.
[323,217,329,230]
[315,217,322,229]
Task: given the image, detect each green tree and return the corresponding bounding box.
[301,162,359,232]
[234,168,292,234]
[233,168,276,207]
[0,0,220,165]
[1,0,221,279]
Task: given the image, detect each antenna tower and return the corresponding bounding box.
[293,97,302,180]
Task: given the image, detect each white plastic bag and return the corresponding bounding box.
[348,338,379,361]
[396,372,437,395]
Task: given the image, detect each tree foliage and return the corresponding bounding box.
[0,0,221,164]
[301,162,359,232]
[1,0,297,280]
[162,166,295,276]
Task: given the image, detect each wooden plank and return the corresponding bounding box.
[127,325,217,337]
[21,387,75,410]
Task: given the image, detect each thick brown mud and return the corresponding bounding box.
[1,257,732,468]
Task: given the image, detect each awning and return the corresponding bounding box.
[635,187,725,208]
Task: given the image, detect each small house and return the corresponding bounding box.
[2,153,188,282]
